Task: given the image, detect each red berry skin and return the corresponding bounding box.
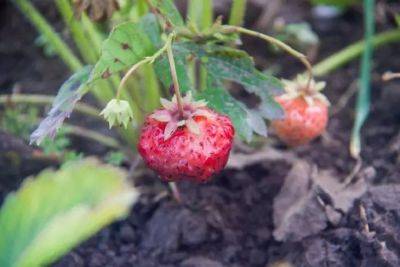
[138,108,234,182]
[272,97,328,146]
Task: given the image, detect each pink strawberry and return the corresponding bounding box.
[272,75,330,146]
[138,93,234,182]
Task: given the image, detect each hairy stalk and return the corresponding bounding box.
[222,25,313,87]
[166,40,184,117]
[0,94,100,118]
[312,29,400,76]
[229,0,247,26]
[13,0,82,71]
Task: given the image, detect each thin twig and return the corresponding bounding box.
[359,203,371,234]
[382,71,400,81]
[343,156,363,186]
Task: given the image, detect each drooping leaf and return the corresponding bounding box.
[91,15,160,81]
[246,110,267,137]
[0,159,138,267]
[30,66,92,145]
[148,0,184,27]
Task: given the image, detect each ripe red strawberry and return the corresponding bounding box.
[272,75,330,146]
[138,93,234,182]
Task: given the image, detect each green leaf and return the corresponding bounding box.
[0,159,137,267]
[246,110,267,137]
[91,16,160,81]
[203,46,284,120]
[30,66,92,145]
[198,86,252,141]
[148,0,184,27]
[138,14,162,48]
[172,43,283,119]
[154,43,195,93]
[157,42,282,141]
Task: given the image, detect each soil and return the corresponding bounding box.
[1,0,400,267]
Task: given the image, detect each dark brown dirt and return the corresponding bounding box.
[1,0,400,267]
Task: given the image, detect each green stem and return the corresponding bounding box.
[350,0,375,158]
[55,0,98,64]
[187,0,213,90]
[0,94,100,118]
[229,0,247,26]
[136,0,149,17]
[55,1,119,105]
[313,29,400,77]
[188,0,213,30]
[81,14,104,55]
[13,0,82,71]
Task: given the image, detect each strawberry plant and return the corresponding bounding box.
[12,0,321,182]
[9,0,400,180]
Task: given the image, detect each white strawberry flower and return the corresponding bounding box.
[100,99,134,128]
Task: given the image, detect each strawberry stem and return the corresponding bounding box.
[168,182,182,203]
[221,25,314,88]
[166,40,185,118]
